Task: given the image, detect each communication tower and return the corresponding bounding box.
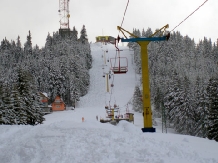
[58,0,72,37]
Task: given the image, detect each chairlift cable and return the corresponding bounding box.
[108,0,208,114]
[170,0,208,32]
[109,49,118,95]
[120,0,130,30]
[109,0,130,106]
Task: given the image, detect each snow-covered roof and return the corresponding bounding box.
[42,92,48,98]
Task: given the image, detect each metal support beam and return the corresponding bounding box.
[138,41,155,132]
[121,36,168,42]
[117,24,170,132]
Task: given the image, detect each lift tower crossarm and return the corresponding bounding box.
[117,24,169,39]
[117,24,170,133]
[117,26,138,39]
[121,36,169,42]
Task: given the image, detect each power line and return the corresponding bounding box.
[170,0,209,32]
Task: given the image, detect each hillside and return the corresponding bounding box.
[0,42,218,163]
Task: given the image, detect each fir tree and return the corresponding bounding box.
[16,66,44,125]
[72,26,78,41]
[132,86,143,112]
[80,25,88,44]
[193,76,209,137]
[24,30,32,58]
[206,77,218,141]
[0,82,18,125]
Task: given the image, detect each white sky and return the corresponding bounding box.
[0,0,217,48]
[0,43,218,163]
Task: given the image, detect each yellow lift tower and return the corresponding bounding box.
[117,25,170,132]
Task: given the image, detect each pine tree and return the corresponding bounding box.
[206,77,218,141]
[14,36,22,63]
[153,87,163,114]
[132,86,143,112]
[24,30,32,59]
[0,82,18,125]
[16,66,44,125]
[80,25,88,44]
[45,32,53,52]
[10,87,25,125]
[141,28,152,37]
[193,76,209,137]
[72,26,78,41]
[0,82,5,124]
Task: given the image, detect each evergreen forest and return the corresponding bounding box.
[0,23,217,142]
[131,28,218,141]
[0,25,92,125]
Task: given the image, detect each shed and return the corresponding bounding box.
[52,95,66,111]
[39,92,52,115]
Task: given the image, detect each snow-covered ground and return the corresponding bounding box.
[0,43,218,163]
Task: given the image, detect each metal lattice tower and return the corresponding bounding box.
[58,0,70,29]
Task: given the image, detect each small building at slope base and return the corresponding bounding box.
[52,95,66,111]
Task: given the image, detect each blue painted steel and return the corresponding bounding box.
[141,127,156,132]
[121,36,167,42]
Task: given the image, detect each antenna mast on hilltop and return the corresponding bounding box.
[58,0,70,29]
[58,0,72,37]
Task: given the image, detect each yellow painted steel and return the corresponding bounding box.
[117,24,169,39]
[128,113,134,123]
[106,74,109,92]
[150,24,169,37]
[96,36,109,41]
[117,24,169,129]
[112,109,114,121]
[138,41,152,128]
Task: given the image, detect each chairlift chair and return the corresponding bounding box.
[110,37,128,74]
[110,57,128,74]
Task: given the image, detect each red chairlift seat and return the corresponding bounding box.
[110,36,128,74]
[110,57,128,74]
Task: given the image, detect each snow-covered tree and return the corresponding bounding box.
[132,86,143,112]
[206,77,218,141]
[24,30,32,58]
[16,66,44,125]
[80,25,88,44]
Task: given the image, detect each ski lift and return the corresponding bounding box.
[107,110,114,117]
[110,36,128,74]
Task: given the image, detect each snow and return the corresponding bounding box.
[42,92,48,98]
[0,42,218,163]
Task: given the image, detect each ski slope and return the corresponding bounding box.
[0,43,218,163]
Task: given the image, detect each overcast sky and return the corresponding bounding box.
[0,0,217,48]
